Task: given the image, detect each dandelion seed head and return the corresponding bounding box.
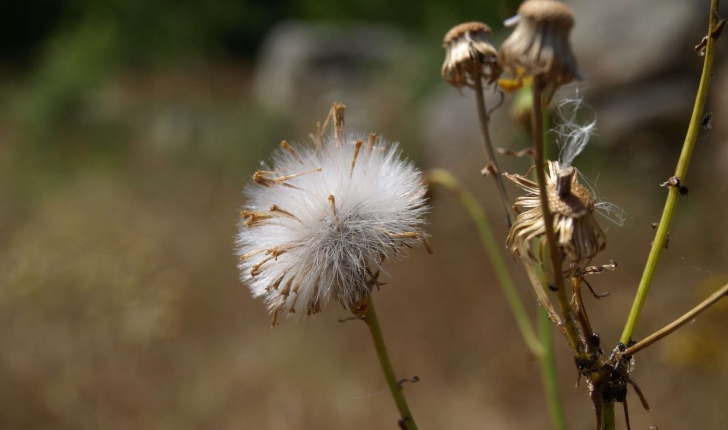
[236,107,429,323]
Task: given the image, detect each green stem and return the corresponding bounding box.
[427,169,543,357]
[362,294,418,430]
[621,0,721,344]
[538,307,568,430]
[531,76,581,350]
[625,282,728,356]
[600,400,616,430]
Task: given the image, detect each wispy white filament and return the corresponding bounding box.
[553,96,597,169]
[576,171,627,227]
[552,95,626,226]
[236,132,429,319]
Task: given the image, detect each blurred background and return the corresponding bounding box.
[1,0,727,428]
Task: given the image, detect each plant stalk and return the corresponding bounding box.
[538,307,568,430]
[600,400,616,430]
[621,0,721,344]
[531,76,581,350]
[427,169,543,357]
[362,294,418,430]
[537,103,569,430]
[473,75,512,227]
[625,282,728,356]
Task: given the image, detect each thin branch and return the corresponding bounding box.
[531,76,581,350]
[625,282,728,356]
[571,277,594,343]
[473,74,512,227]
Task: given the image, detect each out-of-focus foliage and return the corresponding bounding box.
[5,0,519,135]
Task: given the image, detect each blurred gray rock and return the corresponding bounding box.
[420,86,512,171]
[565,0,708,149]
[253,21,423,130]
[568,0,703,89]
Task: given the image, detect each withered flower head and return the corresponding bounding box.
[441,22,502,89]
[499,0,580,100]
[505,160,605,269]
[236,104,431,326]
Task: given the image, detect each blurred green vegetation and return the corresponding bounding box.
[4,0,521,62]
[3,0,519,136]
[1,0,523,211]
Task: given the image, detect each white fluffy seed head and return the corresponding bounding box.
[236,113,429,324]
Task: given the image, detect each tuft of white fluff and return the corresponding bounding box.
[236,131,429,322]
[553,96,597,169]
[552,94,627,226]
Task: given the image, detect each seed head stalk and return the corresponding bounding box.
[538,307,568,430]
[621,0,721,344]
[531,76,581,351]
[536,104,567,430]
[473,74,512,227]
[600,401,616,430]
[362,294,418,430]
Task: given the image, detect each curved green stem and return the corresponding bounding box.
[621,0,721,344]
[538,307,568,430]
[427,169,543,357]
[362,294,418,430]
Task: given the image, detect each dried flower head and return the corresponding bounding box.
[505,160,605,269]
[441,22,502,89]
[499,0,580,100]
[553,96,626,226]
[504,95,621,269]
[236,104,430,325]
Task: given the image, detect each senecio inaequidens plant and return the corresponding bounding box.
[237,103,429,429]
[238,1,728,429]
